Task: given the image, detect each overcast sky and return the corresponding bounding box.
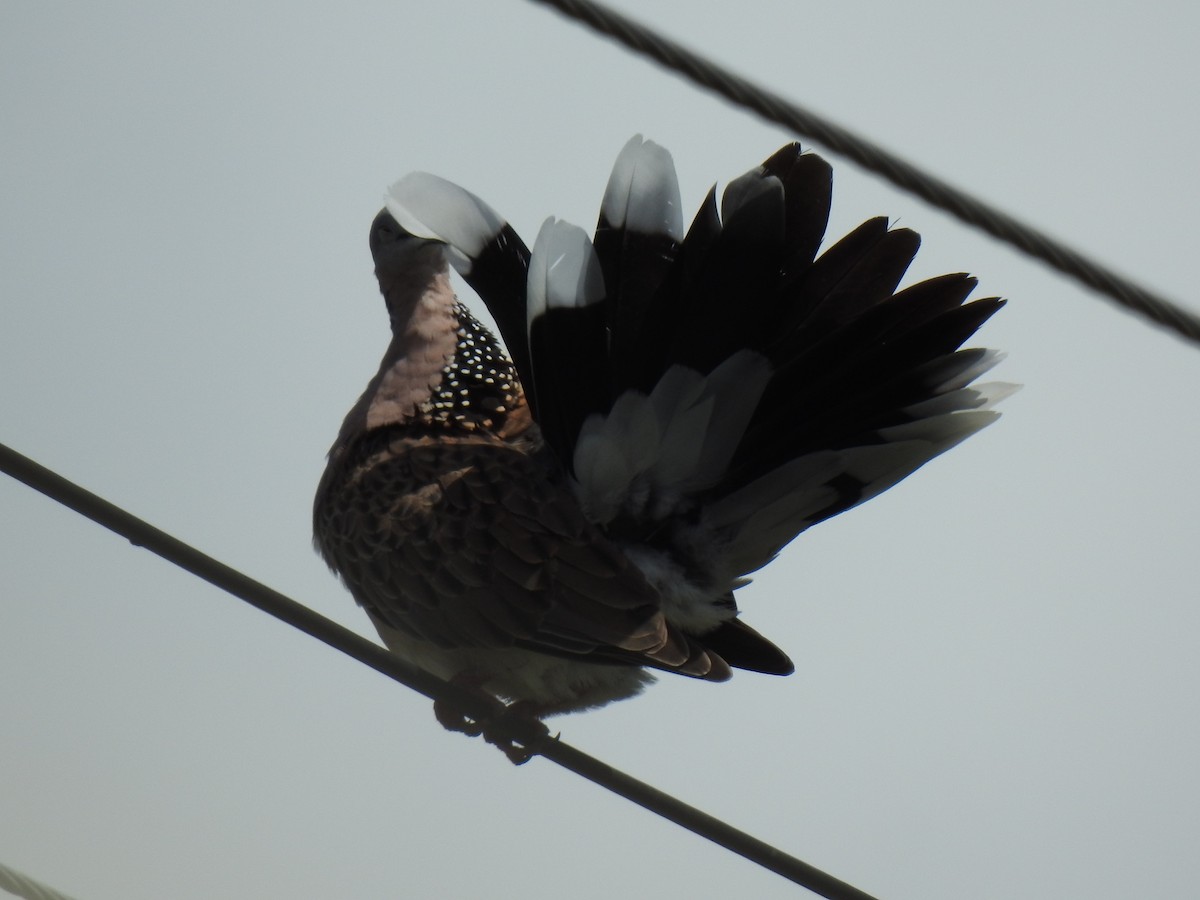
[3,2,1199,899]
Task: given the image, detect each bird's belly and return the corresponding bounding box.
[368,611,654,715]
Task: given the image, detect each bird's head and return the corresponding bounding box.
[368,209,450,327]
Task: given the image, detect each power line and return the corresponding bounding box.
[0,860,78,900]
[528,0,1200,348]
[0,441,881,900]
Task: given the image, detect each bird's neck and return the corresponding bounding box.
[331,270,460,451]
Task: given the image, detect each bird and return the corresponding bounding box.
[313,136,1013,761]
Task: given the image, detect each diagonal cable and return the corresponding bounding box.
[528,0,1200,347]
[0,441,879,900]
[0,861,78,900]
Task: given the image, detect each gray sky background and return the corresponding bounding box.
[3,2,1198,898]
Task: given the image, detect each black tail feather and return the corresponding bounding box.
[702,616,795,675]
[454,225,537,414]
[765,144,833,277]
[529,303,611,466]
[456,140,1007,569]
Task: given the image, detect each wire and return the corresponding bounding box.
[528,0,1200,348]
[0,441,880,900]
[0,861,78,900]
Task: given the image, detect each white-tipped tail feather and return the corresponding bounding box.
[385,172,507,273]
[601,135,684,240]
[527,217,606,323]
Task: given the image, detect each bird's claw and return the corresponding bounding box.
[433,692,554,765]
[482,707,557,765]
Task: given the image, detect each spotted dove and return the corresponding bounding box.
[314,137,1012,752]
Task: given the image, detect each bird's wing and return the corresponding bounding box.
[320,432,729,680]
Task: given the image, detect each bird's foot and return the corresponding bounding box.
[482,700,558,765]
[433,672,498,737]
[432,679,555,765]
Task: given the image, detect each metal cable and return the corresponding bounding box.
[0,861,78,900]
[0,441,880,900]
[528,0,1200,346]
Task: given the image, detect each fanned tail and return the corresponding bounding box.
[384,139,1013,675]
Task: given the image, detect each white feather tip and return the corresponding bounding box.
[601,135,684,241]
[527,217,605,324]
[384,172,506,274]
